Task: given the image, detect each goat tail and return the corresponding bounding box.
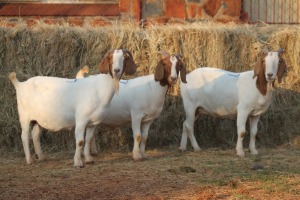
[8,72,19,88]
[76,66,90,79]
[81,65,89,74]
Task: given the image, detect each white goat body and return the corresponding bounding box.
[179,49,287,156]
[88,52,187,160]
[101,75,165,126]
[95,75,168,160]
[9,49,137,167]
[13,74,115,131]
[181,68,270,117]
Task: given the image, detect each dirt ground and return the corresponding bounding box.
[0,146,299,200]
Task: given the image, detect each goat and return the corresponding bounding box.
[79,51,187,160]
[9,49,137,167]
[75,65,89,79]
[179,48,287,156]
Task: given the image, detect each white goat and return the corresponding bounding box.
[79,51,187,160]
[179,49,287,156]
[9,49,137,167]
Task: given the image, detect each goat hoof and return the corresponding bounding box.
[193,147,201,152]
[250,150,259,155]
[74,164,84,168]
[237,151,245,157]
[133,158,145,162]
[37,154,46,161]
[133,155,144,162]
[91,152,98,157]
[37,158,47,163]
[141,154,148,159]
[142,156,148,160]
[133,152,143,161]
[85,160,95,165]
[35,154,45,161]
[26,158,34,165]
[178,147,187,152]
[39,157,46,161]
[74,161,84,168]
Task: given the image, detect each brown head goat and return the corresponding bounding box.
[78,51,187,160]
[179,48,287,157]
[9,49,136,167]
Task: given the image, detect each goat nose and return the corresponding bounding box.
[114,68,120,73]
[267,73,273,77]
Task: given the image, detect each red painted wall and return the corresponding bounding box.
[0,0,244,27]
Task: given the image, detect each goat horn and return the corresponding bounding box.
[158,51,169,59]
[277,48,284,55]
[262,48,269,54]
[175,53,182,60]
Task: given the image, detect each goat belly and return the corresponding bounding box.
[196,106,237,118]
[101,118,131,127]
[34,116,75,132]
[101,108,132,127]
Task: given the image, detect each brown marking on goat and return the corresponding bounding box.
[136,135,141,143]
[99,50,113,76]
[253,52,268,96]
[240,132,245,138]
[154,53,186,86]
[173,54,187,83]
[122,49,137,76]
[99,49,137,79]
[78,140,84,147]
[277,57,287,83]
[154,59,165,82]
[253,49,287,95]
[256,63,268,96]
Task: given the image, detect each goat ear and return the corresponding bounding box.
[175,54,187,83]
[253,49,268,79]
[99,50,113,74]
[253,58,262,79]
[180,66,187,83]
[277,58,287,83]
[154,61,164,81]
[123,49,137,75]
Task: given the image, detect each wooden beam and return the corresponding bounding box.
[0,3,120,16]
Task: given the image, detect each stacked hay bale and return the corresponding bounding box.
[0,22,299,153]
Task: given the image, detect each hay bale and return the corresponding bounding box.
[0,22,299,154]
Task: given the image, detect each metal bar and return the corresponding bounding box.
[258,0,260,21]
[281,0,283,23]
[250,0,253,22]
[273,0,276,23]
[297,1,300,23]
[288,0,291,23]
[245,0,300,24]
[266,0,268,23]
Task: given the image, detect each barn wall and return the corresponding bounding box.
[0,0,243,27]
